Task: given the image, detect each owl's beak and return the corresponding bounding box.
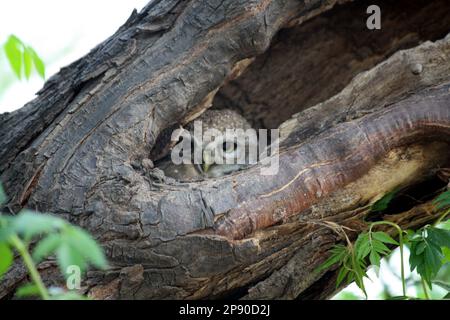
[202,152,212,173]
[202,163,211,173]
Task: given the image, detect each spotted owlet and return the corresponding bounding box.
[158,109,256,181]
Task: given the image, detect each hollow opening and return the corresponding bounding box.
[212,0,450,129]
[153,0,450,180]
[366,174,449,221]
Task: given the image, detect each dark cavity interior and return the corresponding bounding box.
[212,0,450,129]
[152,0,450,174]
[365,174,449,222]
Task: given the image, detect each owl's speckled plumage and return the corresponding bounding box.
[186,109,252,135]
[158,109,254,181]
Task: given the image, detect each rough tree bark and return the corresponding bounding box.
[1,0,450,299]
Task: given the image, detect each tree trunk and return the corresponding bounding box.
[1,0,450,299]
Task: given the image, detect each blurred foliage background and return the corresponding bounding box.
[0,0,150,113]
[334,247,450,299]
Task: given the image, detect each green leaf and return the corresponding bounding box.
[0,216,14,242]
[372,231,398,245]
[0,183,6,205]
[32,233,61,262]
[0,243,13,278]
[408,227,446,287]
[12,211,66,239]
[15,283,40,298]
[371,240,390,255]
[56,242,86,276]
[355,233,370,259]
[369,250,381,269]
[433,190,450,210]
[409,242,421,271]
[336,267,349,287]
[4,35,23,79]
[370,189,399,212]
[315,244,347,273]
[353,274,367,297]
[56,226,107,276]
[424,246,443,274]
[357,243,371,260]
[439,220,450,231]
[352,258,368,296]
[443,247,450,263]
[416,241,427,255]
[346,271,355,284]
[23,47,33,80]
[404,229,417,244]
[3,35,46,80]
[428,227,450,248]
[64,226,107,269]
[28,47,45,79]
[0,229,15,243]
[416,245,443,287]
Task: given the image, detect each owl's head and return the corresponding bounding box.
[187,109,256,177]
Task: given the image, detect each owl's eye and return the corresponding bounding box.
[222,141,237,153]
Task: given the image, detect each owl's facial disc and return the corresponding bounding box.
[202,138,238,173]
